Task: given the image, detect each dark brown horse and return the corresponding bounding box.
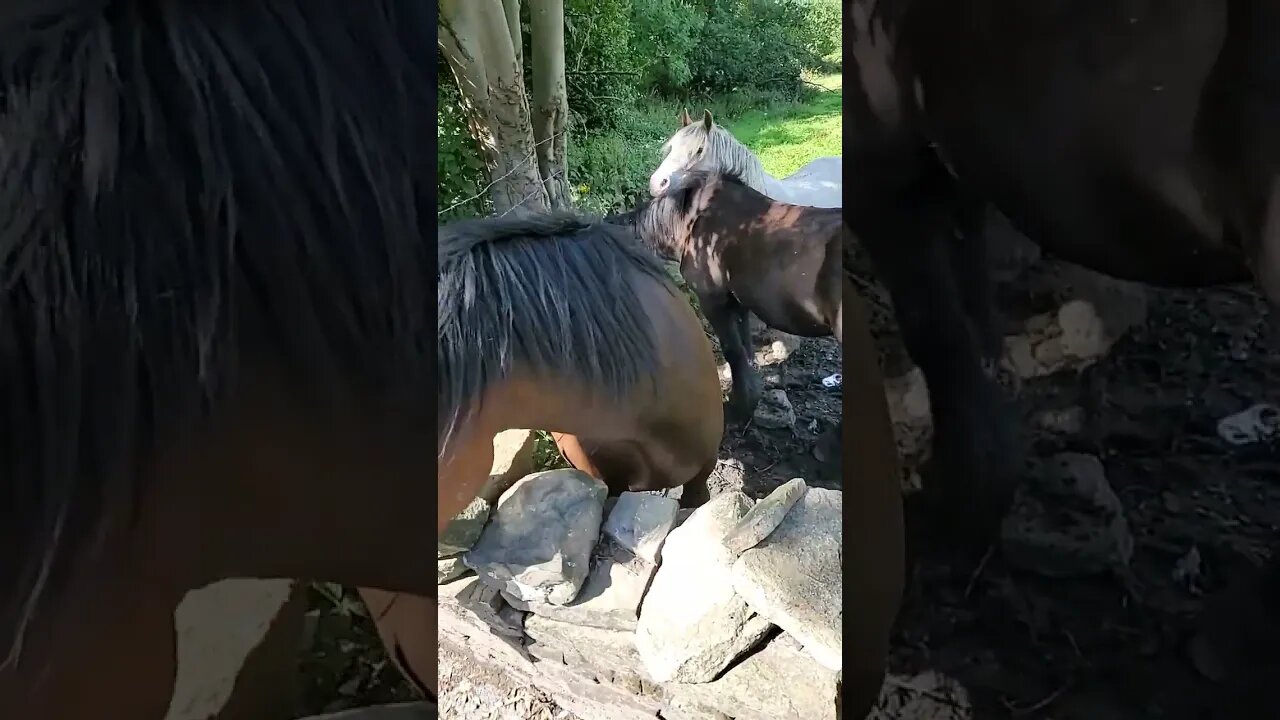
[360,210,727,698]
[0,0,449,717]
[845,0,1280,712]
[609,170,843,423]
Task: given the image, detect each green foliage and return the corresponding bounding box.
[437,0,836,221]
[532,431,571,472]
[688,0,823,96]
[793,0,841,63]
[436,75,490,220]
[629,0,705,94]
[563,0,638,130]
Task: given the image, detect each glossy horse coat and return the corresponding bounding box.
[368,210,725,701]
[612,170,843,422]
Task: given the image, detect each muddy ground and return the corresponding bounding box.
[299,233,1276,719]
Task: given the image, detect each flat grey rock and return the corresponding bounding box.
[665,635,840,720]
[436,555,471,584]
[464,469,608,605]
[503,542,655,631]
[479,428,538,503]
[731,487,842,670]
[604,492,679,565]
[635,491,774,683]
[722,478,806,557]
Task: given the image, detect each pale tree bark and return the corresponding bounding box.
[439,0,549,213]
[502,0,523,71]
[529,0,571,209]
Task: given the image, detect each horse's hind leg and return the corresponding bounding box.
[706,298,761,423]
[1194,0,1280,306]
[948,193,1002,361]
[848,149,1020,543]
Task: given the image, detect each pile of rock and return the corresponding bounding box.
[437,431,845,720]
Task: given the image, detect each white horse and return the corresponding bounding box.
[648,108,842,208]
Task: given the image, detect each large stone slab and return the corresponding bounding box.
[603,492,679,565]
[464,468,608,605]
[523,614,651,691]
[665,635,840,720]
[479,428,538,503]
[723,478,806,557]
[635,491,775,683]
[504,541,655,631]
[438,575,525,639]
[731,487,842,670]
[436,555,471,584]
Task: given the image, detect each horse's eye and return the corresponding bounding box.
[696,145,704,156]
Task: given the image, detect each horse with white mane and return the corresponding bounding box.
[649,108,842,208]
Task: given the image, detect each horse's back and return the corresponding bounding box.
[784,155,842,182]
[850,0,1259,287]
[767,156,843,208]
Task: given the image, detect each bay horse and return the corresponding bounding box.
[363,209,725,702]
[845,0,1280,709]
[609,169,843,424]
[650,108,843,208]
[0,0,452,716]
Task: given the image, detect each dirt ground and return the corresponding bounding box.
[880,270,1279,719]
[299,235,1276,719]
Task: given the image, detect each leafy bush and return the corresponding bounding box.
[686,0,816,96]
[563,0,638,130]
[629,0,705,94]
[436,76,490,220]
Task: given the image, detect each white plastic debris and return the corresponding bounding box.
[1216,403,1280,446]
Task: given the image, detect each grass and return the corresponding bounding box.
[720,73,842,177]
[571,73,843,212]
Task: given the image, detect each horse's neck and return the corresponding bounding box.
[722,141,779,200]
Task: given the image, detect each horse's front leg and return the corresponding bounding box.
[849,155,1021,545]
[705,298,760,423]
[948,193,1001,363]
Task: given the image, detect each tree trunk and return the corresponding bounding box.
[502,0,523,72]
[439,0,548,214]
[529,0,571,209]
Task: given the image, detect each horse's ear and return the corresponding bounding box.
[678,108,692,127]
[702,109,714,130]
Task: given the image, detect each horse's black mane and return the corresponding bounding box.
[437,210,671,454]
[0,0,431,662]
[605,168,760,260]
